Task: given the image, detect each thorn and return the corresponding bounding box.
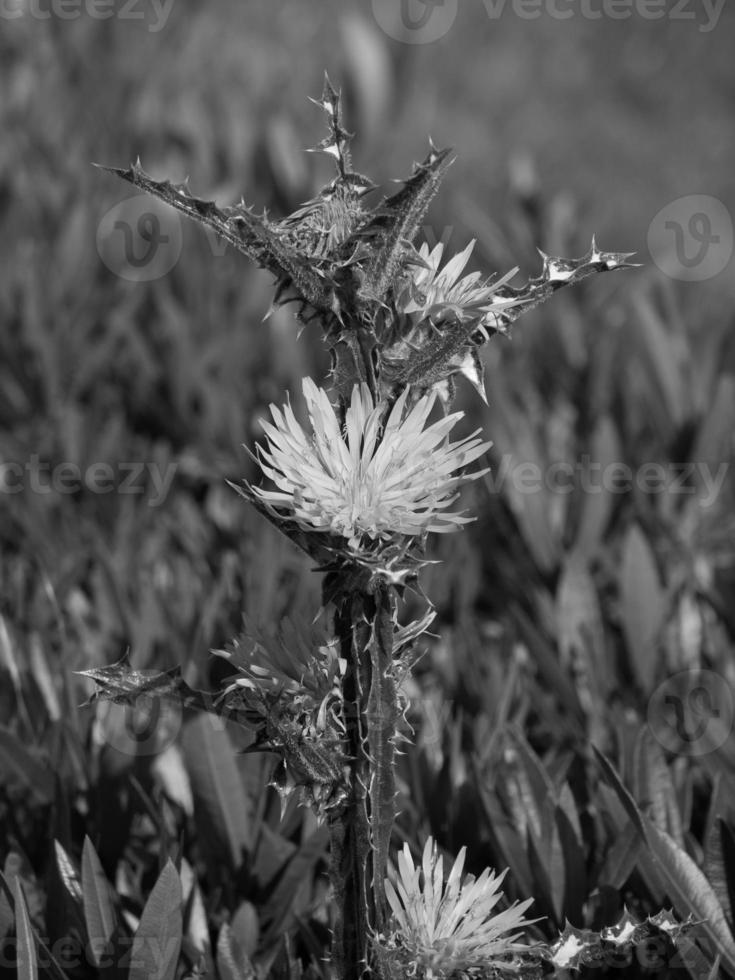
[424,144,454,169]
[321,71,339,107]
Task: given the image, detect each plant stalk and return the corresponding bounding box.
[328,580,397,979]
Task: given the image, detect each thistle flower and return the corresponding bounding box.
[378,838,541,979]
[395,239,519,329]
[249,378,491,551]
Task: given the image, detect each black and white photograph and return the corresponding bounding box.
[1,1,734,977]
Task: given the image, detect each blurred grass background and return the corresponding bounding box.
[2,1,735,976]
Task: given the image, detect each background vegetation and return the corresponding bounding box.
[1,1,735,977]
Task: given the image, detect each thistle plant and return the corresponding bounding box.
[89,76,640,978]
[376,838,542,979]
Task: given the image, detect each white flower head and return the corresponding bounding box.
[250,379,491,551]
[396,240,520,329]
[379,838,541,979]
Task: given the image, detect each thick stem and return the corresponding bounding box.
[328,581,397,980]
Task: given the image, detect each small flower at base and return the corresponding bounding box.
[376,837,542,979]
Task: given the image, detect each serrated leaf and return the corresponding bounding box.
[601,906,641,945]
[549,920,599,970]
[549,909,704,974]
[351,144,454,305]
[383,239,636,406]
[129,860,182,980]
[517,239,638,310]
[95,161,332,319]
[77,654,259,730]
